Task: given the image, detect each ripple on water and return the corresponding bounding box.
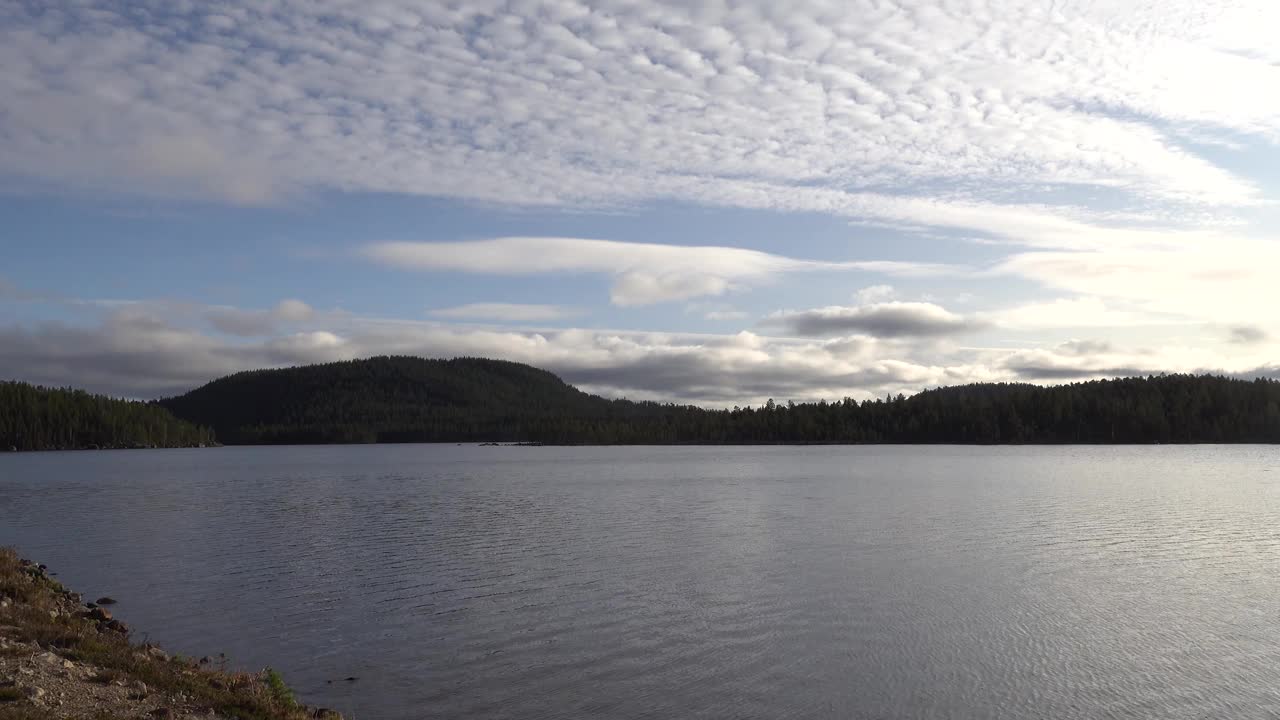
[3,444,1280,719]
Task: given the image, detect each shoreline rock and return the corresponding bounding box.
[0,548,340,719]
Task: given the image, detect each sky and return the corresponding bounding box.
[2,0,1280,406]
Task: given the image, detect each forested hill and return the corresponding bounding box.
[158,356,681,444]
[154,356,1280,445]
[0,382,215,451]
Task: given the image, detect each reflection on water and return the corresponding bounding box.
[3,444,1280,719]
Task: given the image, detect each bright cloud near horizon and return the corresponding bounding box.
[2,0,1280,405]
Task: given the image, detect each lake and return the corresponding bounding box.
[2,445,1280,718]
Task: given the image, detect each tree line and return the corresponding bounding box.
[0,381,215,451]
[154,356,1280,445]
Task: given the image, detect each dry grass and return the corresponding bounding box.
[0,547,338,720]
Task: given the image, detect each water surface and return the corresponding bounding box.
[3,445,1279,718]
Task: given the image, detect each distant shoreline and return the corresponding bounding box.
[6,439,1274,452]
[10,359,1280,448]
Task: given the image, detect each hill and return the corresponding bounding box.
[154,356,1280,445]
[157,356,681,444]
[0,382,214,451]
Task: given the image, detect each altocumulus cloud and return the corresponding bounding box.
[1,0,1270,211]
[3,1,1280,385]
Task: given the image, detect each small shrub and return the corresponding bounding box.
[263,667,297,708]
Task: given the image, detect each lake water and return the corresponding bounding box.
[3,445,1280,718]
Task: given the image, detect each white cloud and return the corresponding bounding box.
[0,0,1273,218]
[704,310,751,322]
[986,296,1184,330]
[366,237,945,306]
[4,1,1280,382]
[274,299,315,322]
[855,285,895,304]
[205,299,316,336]
[994,243,1280,325]
[429,303,579,322]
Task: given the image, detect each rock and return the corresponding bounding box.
[47,609,59,620]
[145,645,169,661]
[37,651,62,666]
[103,618,128,634]
[0,597,11,609]
[131,680,148,693]
[149,708,174,719]
[60,659,75,670]
[85,602,97,609]
[95,596,117,606]
[312,708,342,718]
[343,676,358,682]
[83,607,112,622]
[22,685,45,700]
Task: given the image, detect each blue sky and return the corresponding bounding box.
[2,1,1279,404]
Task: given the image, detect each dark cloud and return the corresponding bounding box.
[764,302,985,338]
[559,356,930,405]
[1005,364,1151,381]
[1057,339,1113,356]
[205,309,277,337]
[1228,325,1267,345]
[1222,365,1280,382]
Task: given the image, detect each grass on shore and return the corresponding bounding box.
[0,547,334,720]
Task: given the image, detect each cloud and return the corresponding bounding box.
[986,296,1182,330]
[1228,326,1268,345]
[366,237,943,306]
[0,1,1271,218]
[704,310,751,321]
[764,302,985,338]
[429,303,579,322]
[205,299,315,337]
[855,285,895,304]
[994,339,1278,383]
[0,313,937,403]
[3,298,1277,406]
[1056,339,1113,356]
[274,299,314,322]
[993,245,1280,325]
[1004,363,1153,382]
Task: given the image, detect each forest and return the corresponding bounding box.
[151,356,1280,445]
[0,382,215,451]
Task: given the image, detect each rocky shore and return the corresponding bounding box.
[0,548,339,720]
